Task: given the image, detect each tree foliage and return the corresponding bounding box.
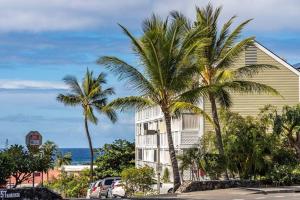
[56,152,72,167]
[95,139,135,178]
[162,167,170,183]
[0,151,13,186]
[46,170,89,198]
[0,144,57,187]
[261,104,300,160]
[121,166,154,196]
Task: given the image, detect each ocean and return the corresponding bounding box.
[58,148,97,165]
[0,147,94,165]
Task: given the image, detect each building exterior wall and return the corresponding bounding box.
[135,101,204,181]
[203,43,300,133]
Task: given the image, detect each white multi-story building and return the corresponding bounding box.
[135,102,204,181]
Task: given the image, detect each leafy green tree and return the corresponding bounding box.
[5,145,34,187]
[99,14,208,191]
[57,69,117,182]
[221,110,273,179]
[56,152,72,167]
[262,104,300,160]
[121,166,154,196]
[0,151,12,186]
[95,139,135,178]
[172,4,279,167]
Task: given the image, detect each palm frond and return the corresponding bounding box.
[108,96,154,111]
[216,37,255,69]
[82,69,93,96]
[233,64,279,78]
[100,106,118,123]
[177,85,214,103]
[56,94,81,106]
[171,101,213,124]
[219,19,253,58]
[62,75,83,96]
[85,105,98,124]
[98,56,156,95]
[222,80,281,96]
[215,88,232,108]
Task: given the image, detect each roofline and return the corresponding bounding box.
[254,41,300,76]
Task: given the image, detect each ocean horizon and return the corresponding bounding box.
[1,147,96,165]
[59,148,98,165]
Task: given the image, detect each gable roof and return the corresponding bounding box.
[254,41,300,76]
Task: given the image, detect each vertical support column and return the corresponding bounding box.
[156,130,161,194]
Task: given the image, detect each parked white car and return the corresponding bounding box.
[111,179,173,198]
[111,180,126,198]
[90,177,121,199]
[86,182,96,199]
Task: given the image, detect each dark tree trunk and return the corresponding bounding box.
[208,93,229,180]
[208,94,224,155]
[84,115,94,183]
[163,112,181,192]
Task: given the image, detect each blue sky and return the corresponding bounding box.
[0,0,300,148]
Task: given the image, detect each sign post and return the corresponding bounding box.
[25,131,42,189]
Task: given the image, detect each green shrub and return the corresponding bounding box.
[46,170,89,198]
[121,166,154,196]
[162,167,170,183]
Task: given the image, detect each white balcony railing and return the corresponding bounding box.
[135,130,199,149]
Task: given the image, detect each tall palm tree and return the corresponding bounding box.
[57,69,117,182]
[98,15,209,191]
[173,4,279,162]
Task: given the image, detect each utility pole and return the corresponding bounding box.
[156,130,161,194]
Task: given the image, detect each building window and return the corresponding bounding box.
[182,114,199,130]
[137,149,143,160]
[143,123,148,131]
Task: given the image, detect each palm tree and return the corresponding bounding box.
[98,15,209,191]
[55,152,72,167]
[172,4,279,165]
[57,69,117,182]
[41,141,57,182]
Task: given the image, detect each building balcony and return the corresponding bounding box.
[135,130,200,149]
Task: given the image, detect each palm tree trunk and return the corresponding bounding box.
[84,115,94,183]
[208,93,229,180]
[208,93,224,154]
[164,111,181,192]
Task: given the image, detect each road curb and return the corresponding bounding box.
[243,187,298,194]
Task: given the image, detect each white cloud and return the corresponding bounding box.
[0,80,67,89]
[0,0,299,32]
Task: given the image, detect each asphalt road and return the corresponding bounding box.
[176,188,300,200]
[73,188,300,200]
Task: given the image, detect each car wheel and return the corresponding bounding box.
[167,188,173,193]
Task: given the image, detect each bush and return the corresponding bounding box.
[121,166,154,196]
[162,167,170,183]
[46,170,89,198]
